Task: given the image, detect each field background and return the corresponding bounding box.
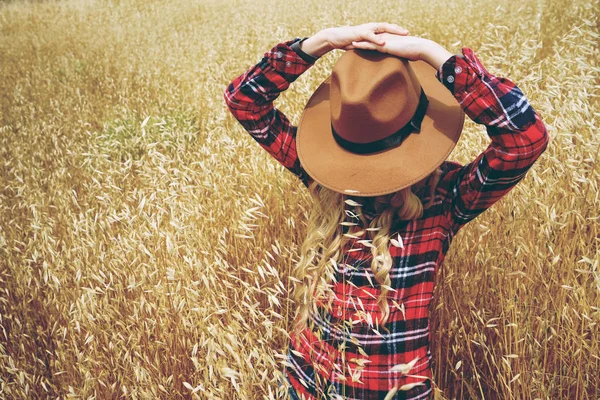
[1,0,599,398]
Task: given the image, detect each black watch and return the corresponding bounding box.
[290,37,320,63]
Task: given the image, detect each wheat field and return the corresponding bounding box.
[0,0,598,398]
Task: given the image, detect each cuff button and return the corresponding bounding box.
[276,51,283,59]
[447,75,455,83]
[454,66,462,74]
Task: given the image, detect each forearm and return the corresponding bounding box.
[225,39,316,115]
[420,41,454,70]
[436,48,546,136]
[298,29,334,58]
[224,38,314,185]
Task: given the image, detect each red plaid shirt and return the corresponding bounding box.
[224,38,549,399]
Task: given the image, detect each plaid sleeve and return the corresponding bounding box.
[224,38,316,187]
[436,48,550,234]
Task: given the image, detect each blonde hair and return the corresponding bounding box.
[293,169,443,334]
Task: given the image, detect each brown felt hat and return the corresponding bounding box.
[296,49,465,197]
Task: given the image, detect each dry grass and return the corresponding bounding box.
[0,0,598,398]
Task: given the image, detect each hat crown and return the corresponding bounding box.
[330,50,422,144]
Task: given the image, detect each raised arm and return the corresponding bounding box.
[434,47,550,234]
[350,34,550,234]
[224,38,316,186]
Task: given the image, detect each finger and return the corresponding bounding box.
[381,22,409,35]
[365,31,386,46]
[351,40,380,51]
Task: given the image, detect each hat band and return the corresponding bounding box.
[332,89,429,155]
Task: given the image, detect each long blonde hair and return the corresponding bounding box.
[292,168,443,333]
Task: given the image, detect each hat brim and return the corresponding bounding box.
[296,59,465,197]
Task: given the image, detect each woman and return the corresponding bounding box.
[224,23,549,400]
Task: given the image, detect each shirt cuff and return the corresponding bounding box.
[436,52,466,92]
[290,37,320,64]
[262,38,316,83]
